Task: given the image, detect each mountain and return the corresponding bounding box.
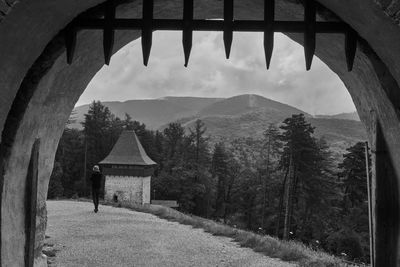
[161,96,223,111]
[174,94,312,139]
[315,111,360,121]
[71,94,366,160]
[198,94,310,118]
[180,110,366,160]
[70,97,221,129]
[308,118,366,159]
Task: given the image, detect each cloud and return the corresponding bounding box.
[79,31,356,115]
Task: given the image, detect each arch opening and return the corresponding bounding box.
[0,0,400,266]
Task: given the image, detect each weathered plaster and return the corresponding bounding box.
[105,175,151,205]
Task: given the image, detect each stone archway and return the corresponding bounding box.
[1,0,400,266]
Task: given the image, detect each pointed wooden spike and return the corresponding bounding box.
[264,0,274,69]
[142,0,154,66]
[65,26,77,65]
[304,0,316,71]
[345,26,357,71]
[183,0,193,67]
[103,0,116,65]
[183,31,192,67]
[223,32,233,59]
[103,30,114,65]
[264,32,274,69]
[142,32,152,66]
[304,39,315,71]
[224,0,233,59]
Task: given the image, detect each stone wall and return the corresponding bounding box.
[104,176,151,205]
[376,0,400,23]
[0,0,17,21]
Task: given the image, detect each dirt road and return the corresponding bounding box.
[46,201,296,267]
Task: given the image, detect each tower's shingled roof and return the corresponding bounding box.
[99,130,156,166]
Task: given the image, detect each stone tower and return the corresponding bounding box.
[99,130,156,205]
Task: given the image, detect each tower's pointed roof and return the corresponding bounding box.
[99,130,156,166]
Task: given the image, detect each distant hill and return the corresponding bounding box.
[308,118,366,159]
[180,111,366,160]
[198,94,310,118]
[71,94,366,159]
[315,111,360,121]
[71,97,221,129]
[161,96,223,111]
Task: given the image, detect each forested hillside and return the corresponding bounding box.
[72,95,366,161]
[49,101,370,264]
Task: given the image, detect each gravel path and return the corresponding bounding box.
[46,201,296,267]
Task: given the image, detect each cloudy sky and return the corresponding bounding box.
[78,31,356,115]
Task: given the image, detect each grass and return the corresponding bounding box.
[95,199,359,267]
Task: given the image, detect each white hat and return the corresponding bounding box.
[93,165,100,172]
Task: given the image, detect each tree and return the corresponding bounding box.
[55,128,85,197]
[82,101,116,196]
[188,120,212,216]
[189,119,209,167]
[260,124,281,230]
[278,114,335,240]
[48,162,64,199]
[211,143,229,219]
[334,142,370,261]
[338,142,370,208]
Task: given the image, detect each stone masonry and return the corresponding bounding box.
[105,176,151,205]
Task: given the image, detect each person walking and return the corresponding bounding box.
[90,165,102,213]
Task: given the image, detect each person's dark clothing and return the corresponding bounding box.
[92,187,100,211]
[90,172,102,189]
[90,171,102,212]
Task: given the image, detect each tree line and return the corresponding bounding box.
[48,101,370,263]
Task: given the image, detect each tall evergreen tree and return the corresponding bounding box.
[82,101,115,196]
[211,143,229,219]
[48,162,64,199]
[278,114,318,239]
[332,141,370,261]
[260,124,281,230]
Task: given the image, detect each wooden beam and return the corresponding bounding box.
[25,139,40,267]
[371,120,399,266]
[182,0,193,67]
[74,18,348,33]
[365,141,375,266]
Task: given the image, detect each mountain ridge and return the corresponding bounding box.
[71,94,366,158]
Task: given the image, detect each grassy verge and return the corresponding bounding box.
[99,200,357,267]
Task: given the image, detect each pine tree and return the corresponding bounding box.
[55,128,85,197]
[48,162,64,199]
[211,143,229,218]
[188,119,212,216]
[334,141,370,261]
[163,122,185,162]
[279,114,318,239]
[82,101,115,196]
[260,123,281,230]
[338,142,370,208]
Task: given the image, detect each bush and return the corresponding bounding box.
[326,230,364,261]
